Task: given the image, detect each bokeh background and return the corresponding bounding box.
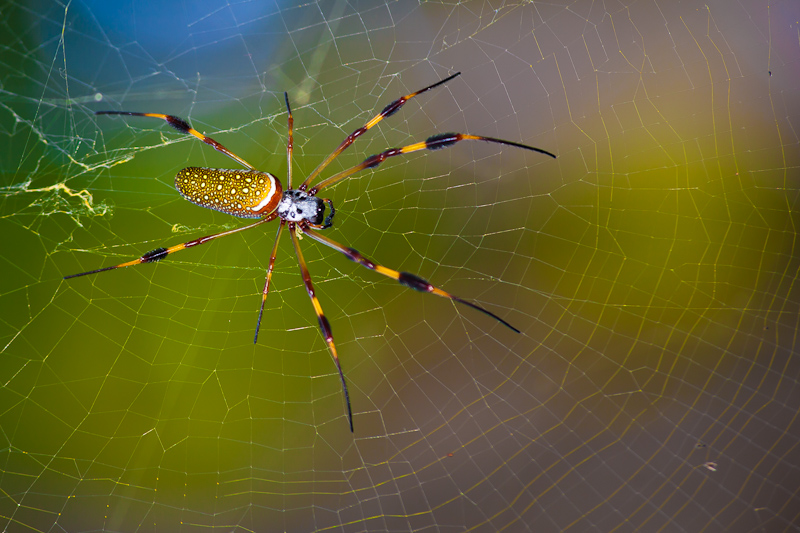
[1,0,798,531]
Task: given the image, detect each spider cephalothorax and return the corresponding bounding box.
[277,189,334,228]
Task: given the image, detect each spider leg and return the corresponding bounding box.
[301,226,520,333]
[284,93,294,189]
[290,224,354,432]
[310,132,556,194]
[299,72,462,191]
[64,216,275,279]
[96,111,256,170]
[254,220,285,344]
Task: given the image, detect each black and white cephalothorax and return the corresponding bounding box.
[277,189,333,227]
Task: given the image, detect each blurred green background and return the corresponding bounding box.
[1,0,798,531]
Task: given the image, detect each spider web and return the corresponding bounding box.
[1,0,799,531]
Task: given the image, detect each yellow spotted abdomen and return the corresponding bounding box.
[175,167,283,218]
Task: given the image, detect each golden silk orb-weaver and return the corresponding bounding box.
[65,72,556,432]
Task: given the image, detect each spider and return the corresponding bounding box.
[65,72,556,432]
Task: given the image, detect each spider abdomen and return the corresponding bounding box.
[175,167,283,219]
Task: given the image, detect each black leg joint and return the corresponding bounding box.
[398,271,430,292]
[425,133,459,150]
[163,115,191,133]
[141,247,169,263]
